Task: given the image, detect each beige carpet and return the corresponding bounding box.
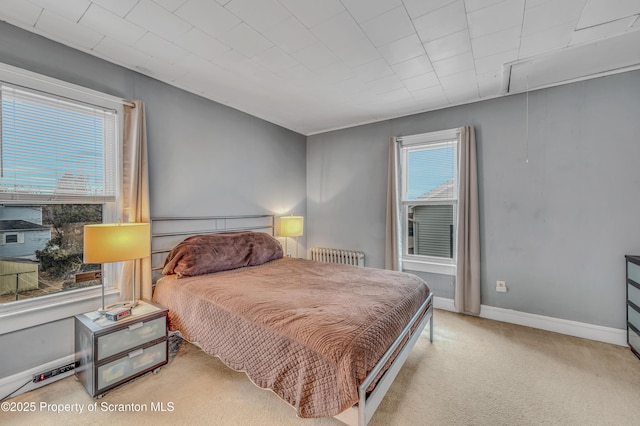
[4,309,640,425]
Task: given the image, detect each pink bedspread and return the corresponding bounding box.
[152,257,430,418]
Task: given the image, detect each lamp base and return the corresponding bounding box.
[99,300,138,314]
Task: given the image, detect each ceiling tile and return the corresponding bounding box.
[153,0,188,12]
[440,70,479,101]
[403,0,457,19]
[464,0,508,12]
[471,25,522,58]
[252,46,299,73]
[0,0,42,27]
[571,16,636,45]
[359,6,415,47]
[262,16,316,54]
[216,0,231,5]
[79,4,146,45]
[134,32,190,64]
[137,56,190,81]
[413,1,468,43]
[311,11,367,52]
[341,0,402,23]
[522,0,585,36]
[411,85,447,103]
[433,52,475,76]
[28,0,90,22]
[314,61,354,83]
[277,0,345,28]
[577,0,640,29]
[369,74,405,94]
[519,22,574,57]
[128,0,191,40]
[402,72,440,91]
[525,0,553,8]
[474,49,518,75]
[476,71,502,97]
[352,58,394,82]
[374,87,413,103]
[216,23,272,58]
[424,29,471,62]
[224,0,291,33]
[93,36,153,67]
[391,54,434,79]
[276,67,318,90]
[174,0,239,38]
[378,33,425,65]
[91,0,138,17]
[467,0,525,39]
[174,28,230,61]
[35,9,103,50]
[333,39,381,68]
[289,42,340,70]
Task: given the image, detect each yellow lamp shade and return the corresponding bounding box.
[279,216,304,237]
[84,223,150,264]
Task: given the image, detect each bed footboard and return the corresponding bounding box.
[334,292,434,426]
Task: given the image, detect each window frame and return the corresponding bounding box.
[399,128,459,275]
[0,62,125,333]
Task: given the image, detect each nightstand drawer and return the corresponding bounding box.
[629,283,640,308]
[97,341,166,390]
[628,304,640,329]
[97,316,166,361]
[629,326,640,354]
[629,261,640,285]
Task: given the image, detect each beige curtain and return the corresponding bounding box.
[385,137,402,271]
[455,126,481,315]
[119,100,152,303]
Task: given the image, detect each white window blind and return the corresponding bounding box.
[0,84,117,203]
[400,128,459,261]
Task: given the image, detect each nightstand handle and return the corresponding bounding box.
[128,348,144,358]
[128,322,144,331]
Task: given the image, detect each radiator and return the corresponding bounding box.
[309,247,365,267]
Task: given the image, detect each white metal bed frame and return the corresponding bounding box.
[150,214,433,426]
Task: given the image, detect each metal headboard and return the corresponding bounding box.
[150,214,276,282]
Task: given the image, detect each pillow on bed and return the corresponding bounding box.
[162,231,283,278]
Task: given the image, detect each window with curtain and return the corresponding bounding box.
[0,79,119,305]
[400,129,458,269]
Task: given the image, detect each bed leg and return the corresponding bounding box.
[429,316,433,342]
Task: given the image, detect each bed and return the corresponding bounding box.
[150,216,433,425]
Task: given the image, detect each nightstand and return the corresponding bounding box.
[74,300,168,397]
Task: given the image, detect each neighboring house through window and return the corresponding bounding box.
[399,128,458,275]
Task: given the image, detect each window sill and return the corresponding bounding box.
[402,259,456,276]
[0,287,120,335]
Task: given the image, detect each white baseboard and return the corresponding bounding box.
[433,297,627,346]
[0,355,75,401]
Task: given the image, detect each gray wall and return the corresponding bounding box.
[0,22,306,379]
[307,70,640,329]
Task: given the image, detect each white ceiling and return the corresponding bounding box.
[0,0,639,135]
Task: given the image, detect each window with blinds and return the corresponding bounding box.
[0,84,117,204]
[0,72,119,305]
[400,129,458,261]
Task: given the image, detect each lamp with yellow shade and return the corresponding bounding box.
[83,222,150,313]
[279,216,304,258]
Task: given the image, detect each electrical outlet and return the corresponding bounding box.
[496,280,507,293]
